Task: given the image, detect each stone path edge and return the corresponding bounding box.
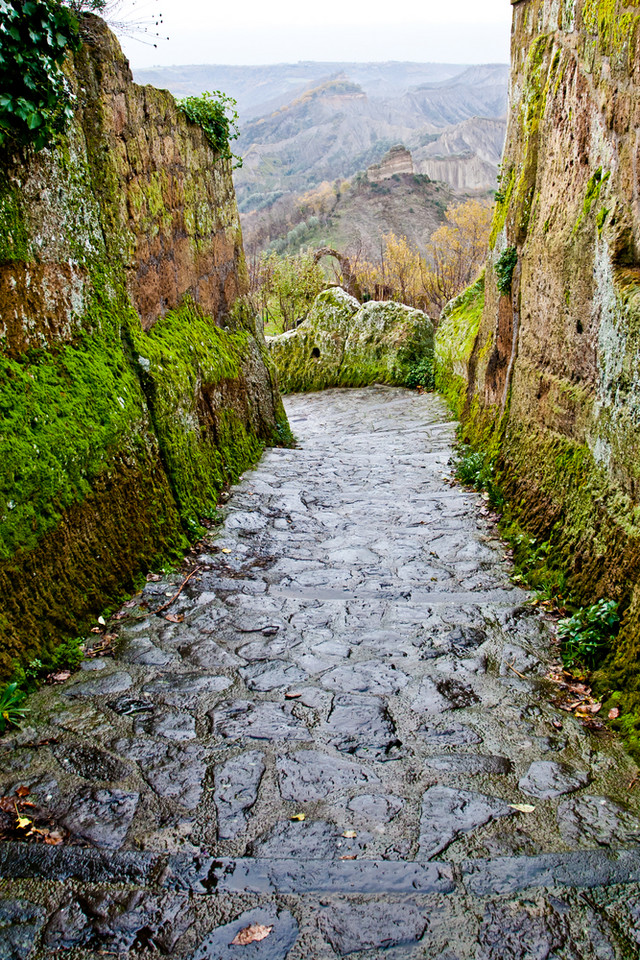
[3,841,640,898]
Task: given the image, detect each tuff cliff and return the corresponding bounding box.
[436,0,640,739]
[0,16,287,677]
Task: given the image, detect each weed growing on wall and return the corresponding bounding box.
[177,91,242,167]
[0,682,27,733]
[495,245,518,295]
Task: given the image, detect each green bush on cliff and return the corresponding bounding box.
[0,0,81,151]
[177,91,242,167]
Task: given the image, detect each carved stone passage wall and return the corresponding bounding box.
[454,0,640,714]
[0,15,286,676]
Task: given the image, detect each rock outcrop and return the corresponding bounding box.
[268,289,434,393]
[0,16,287,675]
[367,145,414,182]
[436,0,640,726]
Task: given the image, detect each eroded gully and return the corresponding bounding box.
[2,386,640,959]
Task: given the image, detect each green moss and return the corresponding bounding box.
[0,181,30,262]
[573,168,610,233]
[0,289,152,560]
[434,276,485,417]
[270,294,434,394]
[582,0,640,62]
[127,298,264,530]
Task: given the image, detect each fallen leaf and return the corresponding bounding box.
[146,573,161,582]
[509,803,536,813]
[43,833,64,846]
[15,814,32,830]
[609,707,620,719]
[15,786,29,798]
[285,691,302,700]
[90,627,102,634]
[164,614,184,623]
[290,813,306,821]
[48,671,71,684]
[340,854,358,860]
[97,616,106,626]
[342,830,357,838]
[230,923,273,946]
[552,720,563,730]
[221,548,232,554]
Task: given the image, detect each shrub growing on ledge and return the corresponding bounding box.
[0,0,81,151]
[177,90,242,167]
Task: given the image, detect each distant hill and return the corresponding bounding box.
[135,60,508,259]
[242,166,455,264]
[133,61,470,119]
[232,64,508,212]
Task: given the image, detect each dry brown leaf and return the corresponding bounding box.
[43,833,64,846]
[340,854,358,860]
[164,614,184,623]
[146,573,161,582]
[285,691,302,700]
[342,830,357,838]
[221,548,232,554]
[608,707,620,719]
[48,671,71,684]
[230,923,273,946]
[290,813,306,821]
[15,786,29,798]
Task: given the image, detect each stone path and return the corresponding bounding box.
[2,386,640,959]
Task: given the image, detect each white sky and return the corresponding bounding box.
[119,0,512,68]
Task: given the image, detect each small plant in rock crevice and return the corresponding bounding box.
[453,444,505,510]
[495,245,518,296]
[558,599,620,669]
[0,683,28,734]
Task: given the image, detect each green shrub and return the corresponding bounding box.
[0,0,81,152]
[176,90,241,167]
[0,682,27,733]
[558,599,620,669]
[495,245,518,296]
[403,356,435,391]
[453,444,505,510]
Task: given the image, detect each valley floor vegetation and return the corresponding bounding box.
[250,199,492,334]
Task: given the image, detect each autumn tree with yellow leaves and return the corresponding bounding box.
[352,199,492,318]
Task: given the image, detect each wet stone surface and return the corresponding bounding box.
[2,386,640,958]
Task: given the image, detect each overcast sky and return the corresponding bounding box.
[118,0,512,68]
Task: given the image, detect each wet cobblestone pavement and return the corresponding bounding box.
[2,386,640,958]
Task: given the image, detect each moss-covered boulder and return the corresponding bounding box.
[268,289,434,393]
[434,275,484,417]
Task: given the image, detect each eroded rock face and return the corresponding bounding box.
[0,15,286,675]
[267,288,434,393]
[436,0,640,694]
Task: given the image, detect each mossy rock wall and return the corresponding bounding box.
[267,288,434,393]
[0,16,286,677]
[451,0,640,730]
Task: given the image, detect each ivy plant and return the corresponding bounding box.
[177,90,242,167]
[0,0,81,152]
